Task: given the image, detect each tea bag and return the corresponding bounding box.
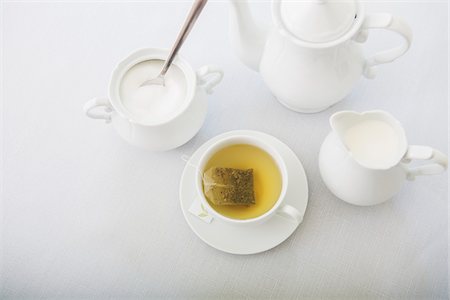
[203,167,256,206]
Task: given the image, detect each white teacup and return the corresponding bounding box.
[84,48,223,151]
[195,135,302,225]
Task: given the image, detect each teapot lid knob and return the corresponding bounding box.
[273,0,360,44]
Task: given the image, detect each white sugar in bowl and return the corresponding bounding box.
[84,48,223,151]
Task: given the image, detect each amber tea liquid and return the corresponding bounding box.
[203,144,282,219]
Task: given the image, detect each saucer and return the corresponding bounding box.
[179,130,309,255]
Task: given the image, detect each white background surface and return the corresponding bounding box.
[1,1,448,299]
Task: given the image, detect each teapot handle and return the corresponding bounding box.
[360,13,413,79]
[403,145,448,181]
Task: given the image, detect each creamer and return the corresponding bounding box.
[319,111,448,206]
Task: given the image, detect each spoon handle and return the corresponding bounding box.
[160,0,208,76]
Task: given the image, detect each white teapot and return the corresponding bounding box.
[319,111,448,206]
[229,0,412,113]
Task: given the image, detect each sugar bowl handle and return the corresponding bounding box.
[403,145,448,180]
[83,97,113,123]
[361,13,413,79]
[196,65,224,94]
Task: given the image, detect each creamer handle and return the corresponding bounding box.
[403,145,448,180]
[360,13,412,79]
[83,97,113,123]
[196,65,224,94]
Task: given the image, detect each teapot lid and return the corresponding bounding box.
[274,0,359,44]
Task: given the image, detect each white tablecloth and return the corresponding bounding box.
[2,1,448,299]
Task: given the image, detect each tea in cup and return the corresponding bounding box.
[196,135,302,225]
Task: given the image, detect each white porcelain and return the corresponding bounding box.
[319,110,448,206]
[229,0,413,113]
[180,130,309,254]
[84,48,223,150]
[195,134,303,226]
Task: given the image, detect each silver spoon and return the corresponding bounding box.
[140,0,208,87]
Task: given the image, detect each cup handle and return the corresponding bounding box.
[83,97,113,123]
[359,13,413,79]
[403,145,448,180]
[276,204,303,224]
[196,65,224,94]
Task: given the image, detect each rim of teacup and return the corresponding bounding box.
[196,134,289,225]
[109,48,197,126]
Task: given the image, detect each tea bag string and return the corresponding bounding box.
[181,154,209,186]
[181,155,232,187]
[181,154,203,177]
[181,154,197,168]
